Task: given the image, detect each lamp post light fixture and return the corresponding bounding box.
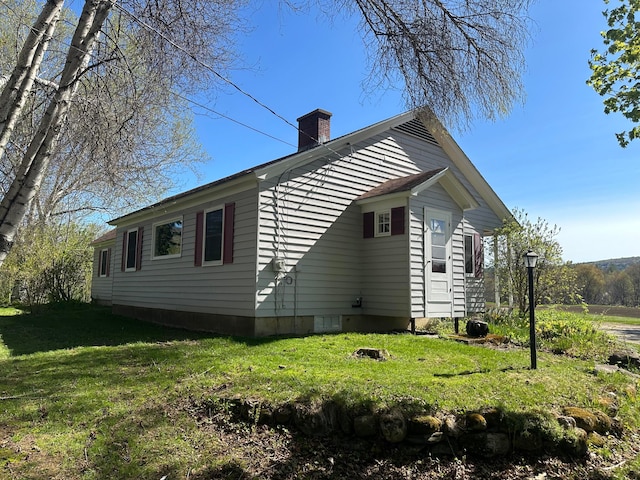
[524,250,539,369]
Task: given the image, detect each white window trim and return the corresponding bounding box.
[124,228,138,272]
[99,249,109,277]
[202,205,225,267]
[375,209,391,237]
[464,234,475,276]
[151,216,183,260]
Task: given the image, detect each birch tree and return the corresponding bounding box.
[0,0,534,267]
[0,0,244,265]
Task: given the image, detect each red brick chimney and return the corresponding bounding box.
[297,109,332,151]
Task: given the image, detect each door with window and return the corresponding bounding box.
[425,209,452,315]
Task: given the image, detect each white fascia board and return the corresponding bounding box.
[355,191,409,207]
[410,168,479,211]
[109,174,257,228]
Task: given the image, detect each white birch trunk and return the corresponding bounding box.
[0,0,64,161]
[0,0,113,265]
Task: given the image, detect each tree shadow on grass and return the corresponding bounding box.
[0,303,213,356]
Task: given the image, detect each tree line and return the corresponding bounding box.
[574,261,640,307]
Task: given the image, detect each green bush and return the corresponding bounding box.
[0,222,98,306]
[484,307,615,361]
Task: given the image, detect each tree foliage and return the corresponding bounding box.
[492,208,578,313]
[588,0,640,147]
[0,221,98,306]
[343,0,533,127]
[0,0,535,269]
[573,260,640,306]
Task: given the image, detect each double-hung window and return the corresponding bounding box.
[204,208,224,264]
[98,248,110,277]
[376,210,391,237]
[121,227,144,272]
[194,202,235,267]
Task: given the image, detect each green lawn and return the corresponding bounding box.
[1,304,639,479]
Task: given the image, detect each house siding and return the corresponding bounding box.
[94,113,505,335]
[110,188,259,322]
[90,243,115,305]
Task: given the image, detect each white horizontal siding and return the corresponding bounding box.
[90,246,114,303]
[111,188,258,317]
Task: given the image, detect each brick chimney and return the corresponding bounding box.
[297,109,332,151]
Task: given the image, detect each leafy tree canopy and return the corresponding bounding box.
[588,0,640,147]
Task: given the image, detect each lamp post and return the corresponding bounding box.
[524,250,539,370]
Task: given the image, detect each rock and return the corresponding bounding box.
[352,348,390,361]
[431,439,458,456]
[609,351,640,369]
[459,432,510,457]
[466,413,487,431]
[557,415,577,429]
[513,431,544,452]
[561,427,588,457]
[294,402,337,436]
[443,415,464,437]
[478,408,503,429]
[407,415,442,435]
[587,432,606,447]
[562,407,611,434]
[466,319,489,337]
[379,409,407,443]
[353,415,377,438]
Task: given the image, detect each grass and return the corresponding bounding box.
[1,303,639,479]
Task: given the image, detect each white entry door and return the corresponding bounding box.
[425,209,452,316]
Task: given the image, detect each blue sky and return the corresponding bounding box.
[180,1,639,264]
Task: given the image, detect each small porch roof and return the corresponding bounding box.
[355,167,479,211]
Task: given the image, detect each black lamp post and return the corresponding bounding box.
[524,250,539,370]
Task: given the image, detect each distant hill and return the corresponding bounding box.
[579,256,640,271]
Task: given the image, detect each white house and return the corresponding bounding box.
[91,109,511,336]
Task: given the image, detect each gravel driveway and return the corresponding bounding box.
[601,323,640,345]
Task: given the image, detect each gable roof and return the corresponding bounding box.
[109,109,512,226]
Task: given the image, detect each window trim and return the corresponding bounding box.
[98,248,110,277]
[151,216,183,260]
[375,209,391,237]
[122,227,143,272]
[202,205,225,267]
[464,234,475,276]
[124,228,138,272]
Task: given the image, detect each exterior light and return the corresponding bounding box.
[524,250,539,268]
[524,250,538,370]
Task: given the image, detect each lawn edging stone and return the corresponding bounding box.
[193,396,620,459]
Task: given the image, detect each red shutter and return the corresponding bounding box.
[391,206,405,235]
[135,226,144,271]
[474,233,483,278]
[106,248,111,277]
[223,202,235,264]
[194,211,204,266]
[363,212,374,238]
[121,232,127,272]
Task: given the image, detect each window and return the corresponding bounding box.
[430,218,447,273]
[377,210,391,237]
[194,203,235,267]
[152,218,183,259]
[204,208,224,263]
[121,227,143,272]
[98,248,110,277]
[363,206,405,238]
[465,235,474,275]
